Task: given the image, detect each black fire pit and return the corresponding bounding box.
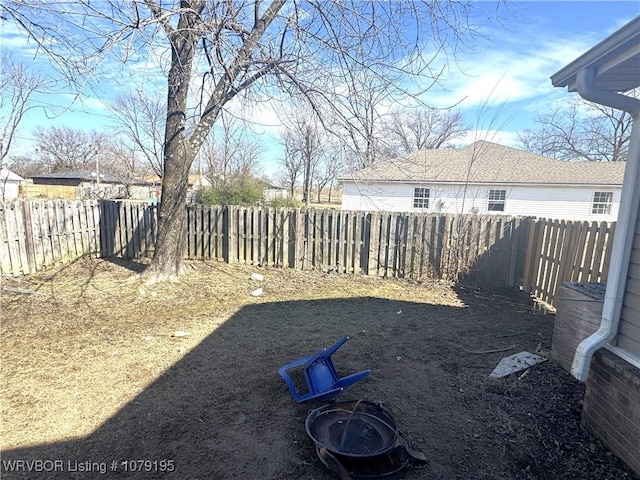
[305,400,427,479]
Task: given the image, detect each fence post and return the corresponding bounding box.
[288,209,298,269]
[365,212,376,275]
[229,206,237,264]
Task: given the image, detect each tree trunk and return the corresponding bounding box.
[140,0,287,283]
[145,146,193,283]
[142,1,203,284]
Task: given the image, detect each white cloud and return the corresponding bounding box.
[423,24,605,111]
[0,20,40,56]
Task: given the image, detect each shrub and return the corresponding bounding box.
[194,176,265,206]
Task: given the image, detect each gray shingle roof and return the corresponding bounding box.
[342,141,625,186]
[30,171,152,186]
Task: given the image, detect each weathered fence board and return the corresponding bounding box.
[0,199,616,308]
[519,218,616,305]
[0,200,103,276]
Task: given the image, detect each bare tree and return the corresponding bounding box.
[278,141,303,197]
[313,143,344,203]
[0,54,47,167]
[518,97,633,162]
[201,113,263,182]
[109,90,166,177]
[32,126,114,173]
[280,109,325,207]
[386,107,468,155]
[33,126,84,172]
[108,143,145,193]
[336,71,393,169]
[2,0,492,282]
[4,154,43,178]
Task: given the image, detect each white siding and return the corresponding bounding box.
[341,181,621,221]
[341,182,415,212]
[1,182,21,200]
[617,207,640,356]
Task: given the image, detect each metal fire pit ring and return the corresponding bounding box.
[305,400,427,479]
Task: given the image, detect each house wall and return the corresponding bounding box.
[617,202,640,357]
[341,181,621,221]
[22,181,151,200]
[21,183,78,199]
[264,188,289,201]
[1,181,21,200]
[582,348,640,475]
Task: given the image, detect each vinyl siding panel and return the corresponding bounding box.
[1,181,22,199]
[341,182,415,212]
[617,211,640,356]
[341,181,621,221]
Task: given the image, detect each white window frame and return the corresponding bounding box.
[413,187,429,209]
[487,189,506,212]
[591,191,613,215]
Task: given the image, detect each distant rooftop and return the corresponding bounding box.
[1,168,25,182]
[31,171,152,185]
[341,141,626,187]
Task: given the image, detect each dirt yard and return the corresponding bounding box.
[1,259,637,480]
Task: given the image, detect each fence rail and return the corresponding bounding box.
[0,199,616,307]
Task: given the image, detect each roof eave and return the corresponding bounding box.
[341,178,623,188]
[551,16,640,92]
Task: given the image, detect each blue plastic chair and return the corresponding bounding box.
[278,336,371,403]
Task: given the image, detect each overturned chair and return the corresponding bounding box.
[278,336,371,403]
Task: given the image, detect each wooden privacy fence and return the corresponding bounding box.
[0,200,154,277]
[1,200,102,276]
[215,207,526,284]
[0,199,617,307]
[522,218,615,305]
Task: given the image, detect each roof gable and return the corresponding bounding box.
[0,168,25,182]
[342,141,625,186]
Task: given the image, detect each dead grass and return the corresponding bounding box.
[1,258,637,480]
[0,258,459,450]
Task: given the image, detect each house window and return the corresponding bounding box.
[592,191,613,215]
[488,189,506,212]
[413,187,429,209]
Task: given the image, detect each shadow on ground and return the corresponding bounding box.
[2,291,637,480]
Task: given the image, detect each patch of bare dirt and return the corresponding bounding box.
[1,258,637,480]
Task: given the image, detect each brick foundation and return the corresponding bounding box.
[582,348,640,475]
[552,282,604,373]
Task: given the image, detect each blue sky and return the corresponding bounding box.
[1,1,639,178]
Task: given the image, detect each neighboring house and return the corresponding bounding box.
[263,184,290,201]
[340,141,625,221]
[551,17,639,474]
[0,168,25,200]
[185,174,213,202]
[29,171,152,200]
[145,174,213,202]
[189,174,213,189]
